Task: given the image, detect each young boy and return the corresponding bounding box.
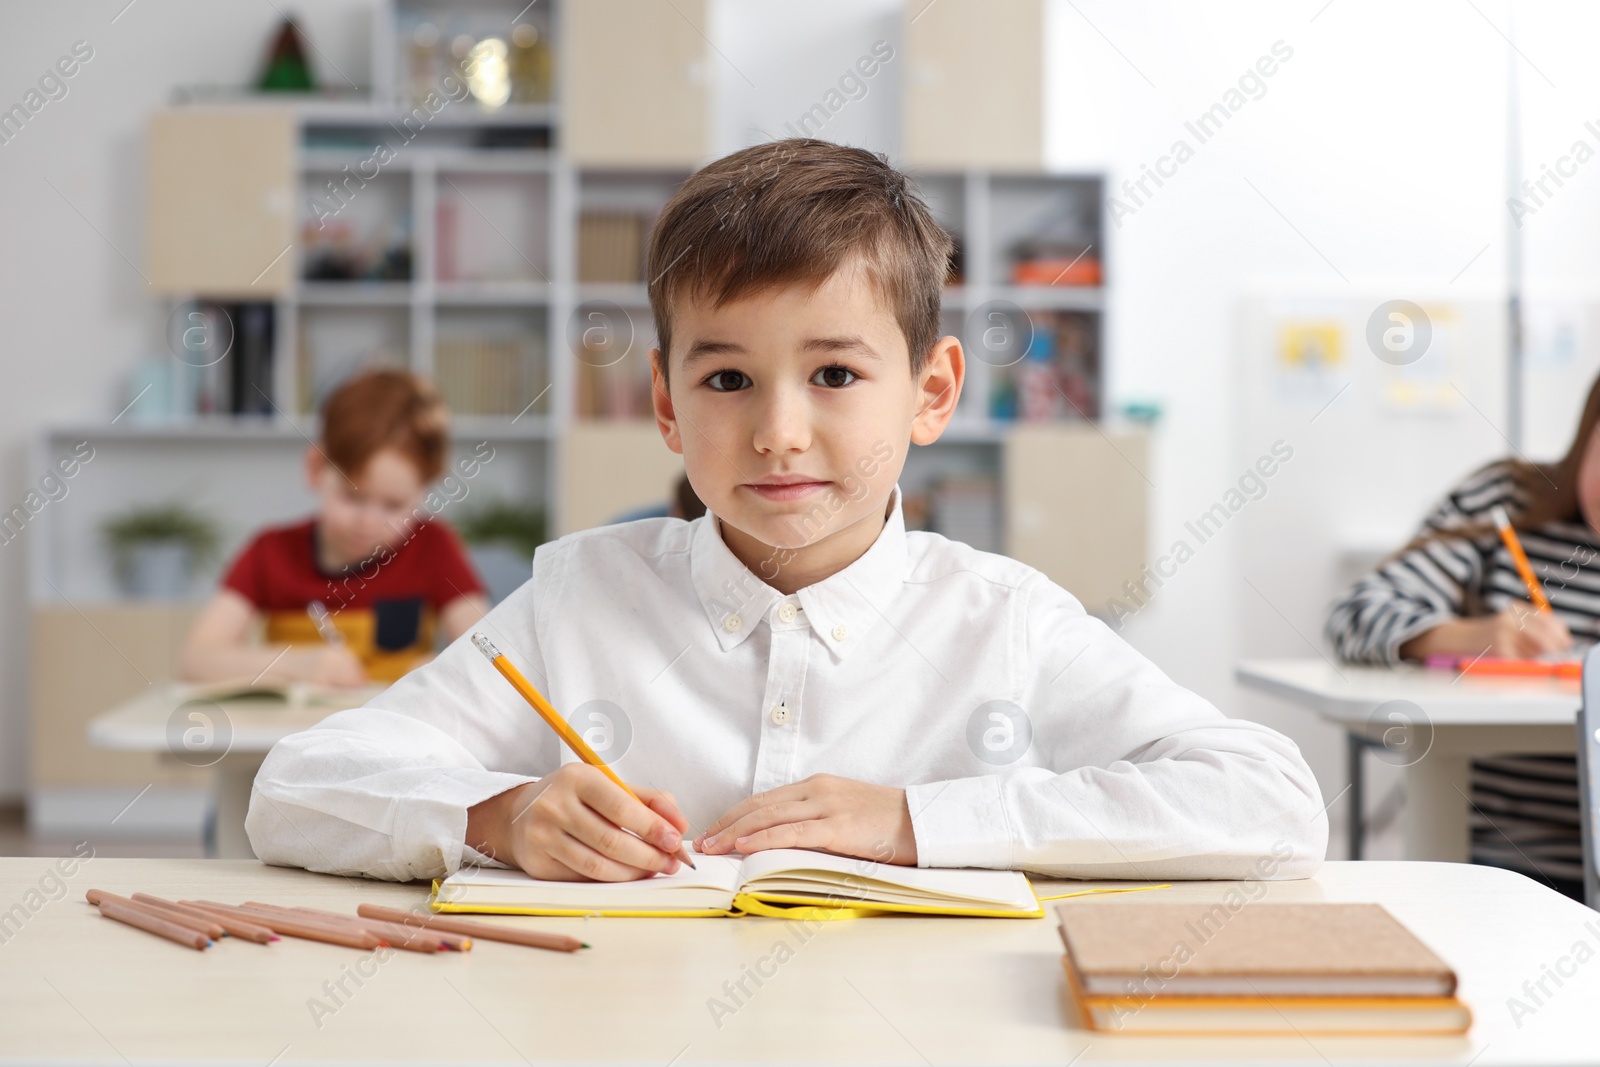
[181,369,489,688]
[247,140,1327,883]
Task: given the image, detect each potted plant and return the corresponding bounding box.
[104,503,220,600]
[456,500,546,605]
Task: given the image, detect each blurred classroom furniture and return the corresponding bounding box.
[30,0,1144,841]
[30,606,208,840]
[1577,645,1600,908]
[0,857,1579,1062]
[1238,658,1577,864]
[87,686,377,859]
[904,0,1042,169]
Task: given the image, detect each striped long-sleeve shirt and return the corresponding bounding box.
[1325,460,1600,665]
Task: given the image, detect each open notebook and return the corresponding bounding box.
[177,680,383,708]
[431,847,1045,918]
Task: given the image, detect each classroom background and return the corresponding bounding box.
[1,0,1595,888]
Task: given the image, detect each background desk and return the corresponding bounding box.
[87,686,375,859]
[0,858,1589,1064]
[1238,658,1579,862]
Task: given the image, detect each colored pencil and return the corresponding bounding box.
[186,900,384,950]
[357,903,587,952]
[130,894,278,943]
[288,907,471,951]
[244,903,447,954]
[93,895,210,951]
[122,894,227,939]
[471,632,697,871]
[1491,505,1553,612]
[86,889,222,938]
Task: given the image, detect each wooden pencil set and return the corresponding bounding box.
[84,890,587,954]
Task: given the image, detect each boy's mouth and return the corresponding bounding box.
[743,476,831,502]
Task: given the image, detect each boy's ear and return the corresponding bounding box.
[910,335,964,446]
[303,445,326,489]
[650,347,685,455]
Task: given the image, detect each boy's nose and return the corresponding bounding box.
[751,387,812,454]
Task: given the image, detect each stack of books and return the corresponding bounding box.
[435,336,541,416]
[1055,900,1472,1035]
[578,210,646,283]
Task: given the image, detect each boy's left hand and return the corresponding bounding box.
[694,774,918,866]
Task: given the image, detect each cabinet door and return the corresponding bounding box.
[1004,423,1148,611]
[563,0,709,167]
[558,420,688,535]
[905,0,1043,170]
[147,108,296,296]
[31,604,206,791]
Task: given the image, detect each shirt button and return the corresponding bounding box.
[770,705,790,725]
[832,623,849,641]
[723,614,742,632]
[778,601,798,623]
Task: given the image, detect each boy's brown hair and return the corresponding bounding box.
[645,138,954,386]
[320,369,448,483]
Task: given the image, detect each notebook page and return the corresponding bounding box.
[438,854,744,909]
[736,848,1035,909]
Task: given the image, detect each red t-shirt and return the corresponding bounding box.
[221,517,484,679]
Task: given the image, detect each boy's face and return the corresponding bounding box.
[306,446,427,566]
[650,259,962,579]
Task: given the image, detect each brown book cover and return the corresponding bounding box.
[1056,901,1458,998]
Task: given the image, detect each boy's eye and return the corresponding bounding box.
[812,364,857,388]
[705,369,750,392]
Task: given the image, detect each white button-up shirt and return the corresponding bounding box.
[247,485,1328,882]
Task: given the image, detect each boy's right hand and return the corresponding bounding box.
[466,764,690,882]
[299,646,368,687]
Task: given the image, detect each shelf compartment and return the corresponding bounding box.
[433,306,550,419]
[987,174,1104,290]
[434,170,552,286]
[296,305,411,415]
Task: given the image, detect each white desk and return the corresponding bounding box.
[0,858,1590,1064]
[1238,658,1580,862]
[87,686,376,859]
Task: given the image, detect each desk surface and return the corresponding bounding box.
[0,858,1592,1065]
[1237,657,1580,726]
[87,684,375,756]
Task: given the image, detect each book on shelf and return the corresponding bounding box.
[435,336,543,417]
[1056,901,1471,1036]
[575,345,652,419]
[578,211,645,283]
[229,301,277,416]
[131,300,277,422]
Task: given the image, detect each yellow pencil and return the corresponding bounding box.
[471,633,697,870]
[1491,504,1552,612]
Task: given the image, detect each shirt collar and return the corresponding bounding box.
[690,484,910,661]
